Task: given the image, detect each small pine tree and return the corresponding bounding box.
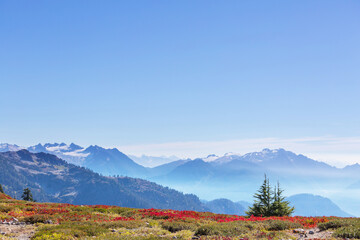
[0,184,4,193]
[21,188,34,201]
[246,174,273,216]
[271,182,294,216]
[246,176,294,217]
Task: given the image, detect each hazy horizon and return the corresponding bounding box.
[2,139,360,168]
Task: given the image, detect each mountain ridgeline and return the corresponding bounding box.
[0,150,207,211]
[0,143,358,217]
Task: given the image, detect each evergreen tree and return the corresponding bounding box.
[21,188,34,201]
[246,175,273,216]
[0,184,4,193]
[271,182,294,216]
[246,176,294,217]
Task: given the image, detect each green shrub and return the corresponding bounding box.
[100,219,146,229]
[318,219,352,231]
[334,226,360,239]
[32,232,73,240]
[22,214,50,224]
[94,234,173,240]
[263,220,302,231]
[70,206,93,214]
[161,220,198,232]
[33,222,108,238]
[107,207,135,217]
[0,204,12,213]
[195,222,249,237]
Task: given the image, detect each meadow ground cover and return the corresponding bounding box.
[0,192,359,239]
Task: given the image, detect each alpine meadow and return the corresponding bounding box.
[1,1,360,239]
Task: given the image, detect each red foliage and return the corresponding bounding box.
[138,208,329,228]
[2,199,330,228]
[0,193,13,200]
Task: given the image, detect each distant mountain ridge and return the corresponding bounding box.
[204,194,353,217]
[0,150,208,211]
[0,143,24,152]
[151,148,360,185]
[25,143,147,177]
[287,194,353,217]
[204,198,246,215]
[1,143,360,216]
[129,155,180,167]
[1,143,359,178]
[0,146,357,217]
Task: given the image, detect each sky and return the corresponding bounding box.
[1,1,360,167]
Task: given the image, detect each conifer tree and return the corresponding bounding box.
[246,175,294,217]
[21,188,34,201]
[271,181,294,216]
[0,184,4,193]
[246,174,273,216]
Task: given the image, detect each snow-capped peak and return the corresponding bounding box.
[224,152,241,157]
[0,143,24,152]
[34,143,85,153]
[45,144,70,152]
[203,154,219,162]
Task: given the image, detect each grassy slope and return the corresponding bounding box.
[0,192,359,240]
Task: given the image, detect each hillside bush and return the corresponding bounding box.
[195,222,250,236]
[100,219,146,229]
[108,207,135,217]
[334,226,360,239]
[161,220,199,232]
[32,232,73,240]
[318,219,352,230]
[0,204,12,213]
[23,214,51,224]
[34,222,108,238]
[0,192,12,200]
[263,219,302,230]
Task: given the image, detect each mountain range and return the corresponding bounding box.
[6,142,359,180]
[27,143,148,177]
[203,193,353,217]
[0,150,207,211]
[287,194,353,217]
[0,143,358,216]
[129,154,180,167]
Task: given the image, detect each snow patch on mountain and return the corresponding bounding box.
[62,150,89,158]
[203,154,219,162]
[0,143,24,152]
[46,145,70,152]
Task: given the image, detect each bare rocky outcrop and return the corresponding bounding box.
[0,221,36,240]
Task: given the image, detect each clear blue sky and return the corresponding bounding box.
[1,1,360,158]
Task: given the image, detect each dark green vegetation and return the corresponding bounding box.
[318,218,360,239]
[247,175,294,217]
[22,187,35,202]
